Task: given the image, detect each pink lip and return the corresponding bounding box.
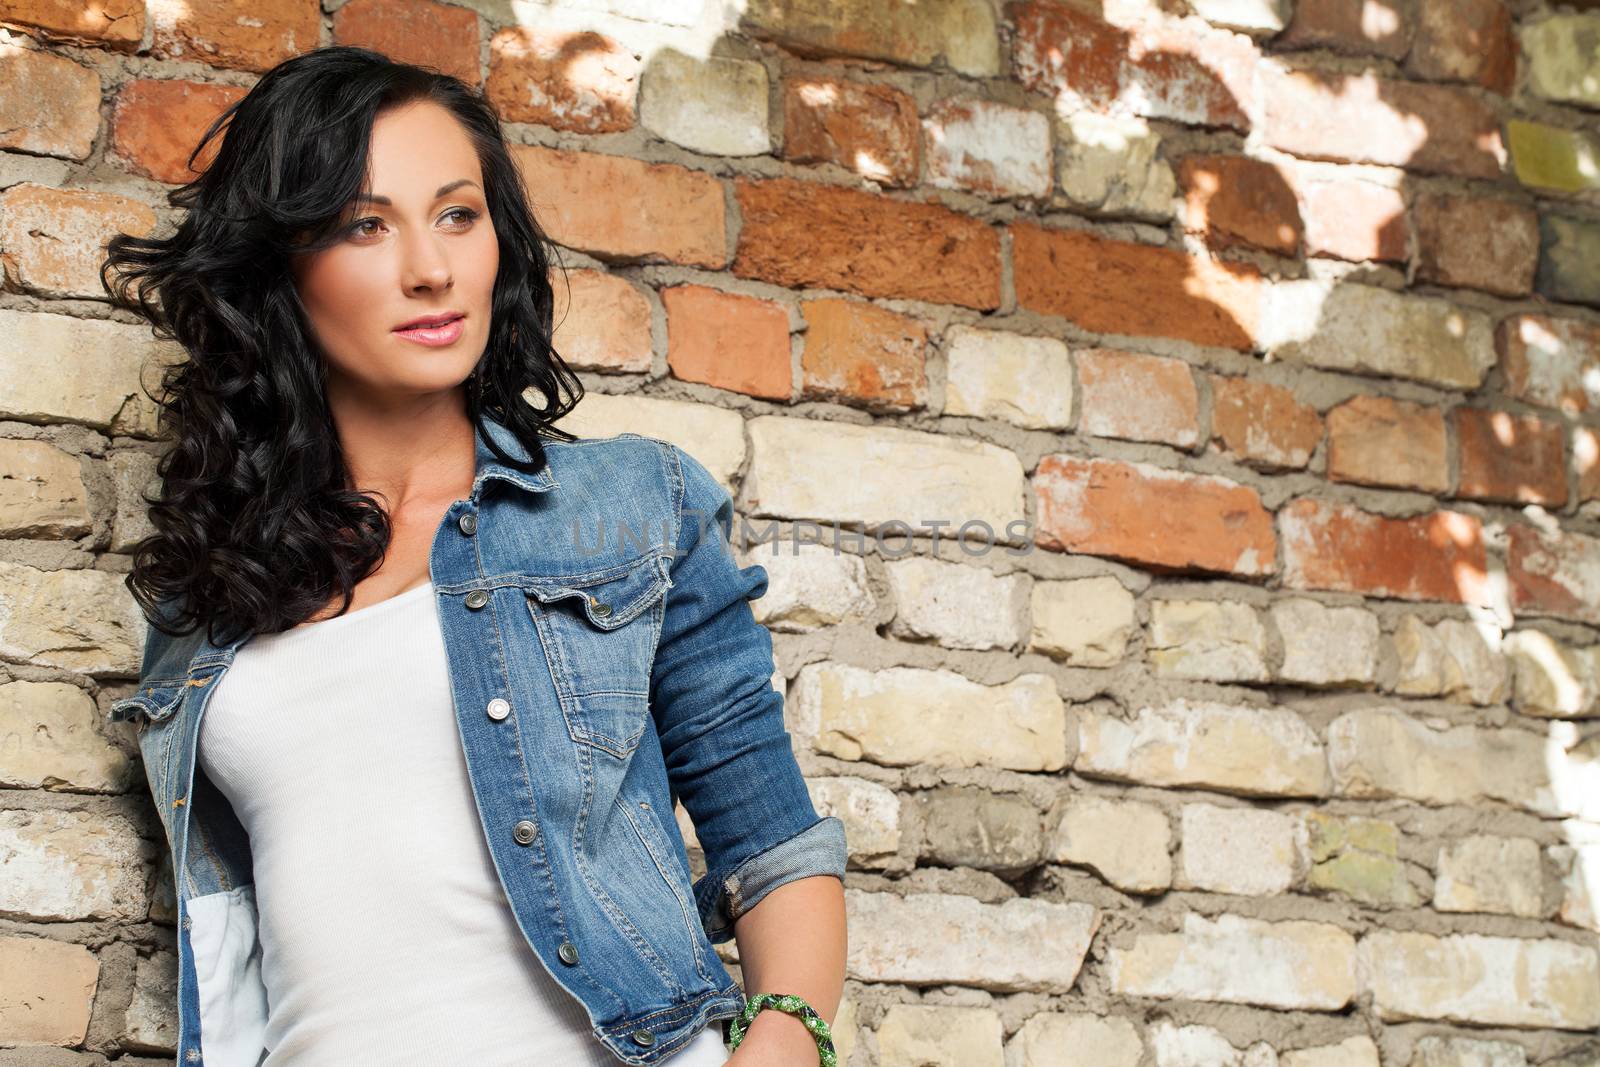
[393,315,465,347]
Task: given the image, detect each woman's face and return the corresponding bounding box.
[292,98,499,407]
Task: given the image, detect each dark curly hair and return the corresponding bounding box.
[103,45,584,647]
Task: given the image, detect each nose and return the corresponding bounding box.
[399,226,452,294]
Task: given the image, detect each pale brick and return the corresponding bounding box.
[1284,1036,1381,1067]
[790,663,1067,772]
[845,889,1098,992]
[1506,119,1600,196]
[0,309,173,435]
[1522,14,1600,110]
[125,947,177,1052]
[1151,1020,1279,1067]
[924,97,1051,200]
[0,934,98,1045]
[0,42,100,159]
[1435,834,1544,918]
[0,561,146,675]
[879,1004,1003,1067]
[1505,630,1600,719]
[1076,699,1328,797]
[741,542,875,633]
[1391,615,1510,706]
[1553,822,1600,933]
[0,808,151,921]
[1110,912,1358,1010]
[109,448,159,554]
[1538,214,1600,308]
[1147,598,1268,682]
[0,183,156,299]
[1076,348,1200,448]
[943,325,1073,430]
[1189,0,1289,33]
[1262,280,1495,389]
[1409,1035,1529,1067]
[1177,802,1301,895]
[639,49,768,157]
[741,0,1002,77]
[1051,111,1176,221]
[1047,794,1172,894]
[1028,575,1136,667]
[0,680,134,792]
[548,268,652,374]
[1361,930,1600,1030]
[1303,810,1419,908]
[1007,1012,1143,1067]
[743,415,1026,538]
[918,787,1042,873]
[886,556,1027,651]
[1328,708,1563,816]
[551,393,745,489]
[1271,598,1379,687]
[0,437,89,537]
[807,776,899,867]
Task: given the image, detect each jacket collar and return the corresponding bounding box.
[472,411,560,501]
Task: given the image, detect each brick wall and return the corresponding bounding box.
[3,0,1600,1063]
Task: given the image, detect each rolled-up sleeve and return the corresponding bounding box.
[650,443,848,944]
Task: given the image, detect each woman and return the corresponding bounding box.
[102,45,847,1067]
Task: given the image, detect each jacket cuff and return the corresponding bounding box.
[694,815,849,944]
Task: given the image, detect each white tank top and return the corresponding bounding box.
[197,580,731,1066]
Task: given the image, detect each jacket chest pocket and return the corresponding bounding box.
[109,680,194,818]
[523,553,673,759]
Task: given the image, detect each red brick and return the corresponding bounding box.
[732,176,1001,310]
[1033,454,1275,576]
[1283,163,1408,264]
[1408,0,1516,95]
[1507,524,1600,625]
[0,183,155,298]
[1497,314,1600,417]
[1576,427,1600,503]
[0,0,144,49]
[1179,154,1302,256]
[1414,192,1538,297]
[781,75,919,188]
[1009,0,1254,131]
[512,145,725,268]
[333,0,480,87]
[1260,67,1506,180]
[798,298,927,411]
[0,42,100,160]
[664,285,791,400]
[1454,407,1568,507]
[486,27,637,133]
[549,269,652,374]
[110,79,248,185]
[1280,497,1489,605]
[1076,347,1199,447]
[1326,395,1448,493]
[1010,223,1261,351]
[150,0,321,74]
[1207,375,1322,470]
[1279,0,1412,59]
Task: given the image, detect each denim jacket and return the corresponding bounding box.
[108,414,849,1066]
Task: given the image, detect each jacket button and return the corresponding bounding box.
[458,512,478,536]
[512,820,536,845]
[631,1029,656,1047]
[588,597,611,619]
[486,697,510,721]
[185,1050,201,1062]
[464,589,489,610]
[557,940,580,966]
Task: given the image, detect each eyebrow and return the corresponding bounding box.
[352,179,479,206]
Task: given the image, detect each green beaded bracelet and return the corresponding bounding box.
[725,992,837,1066]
